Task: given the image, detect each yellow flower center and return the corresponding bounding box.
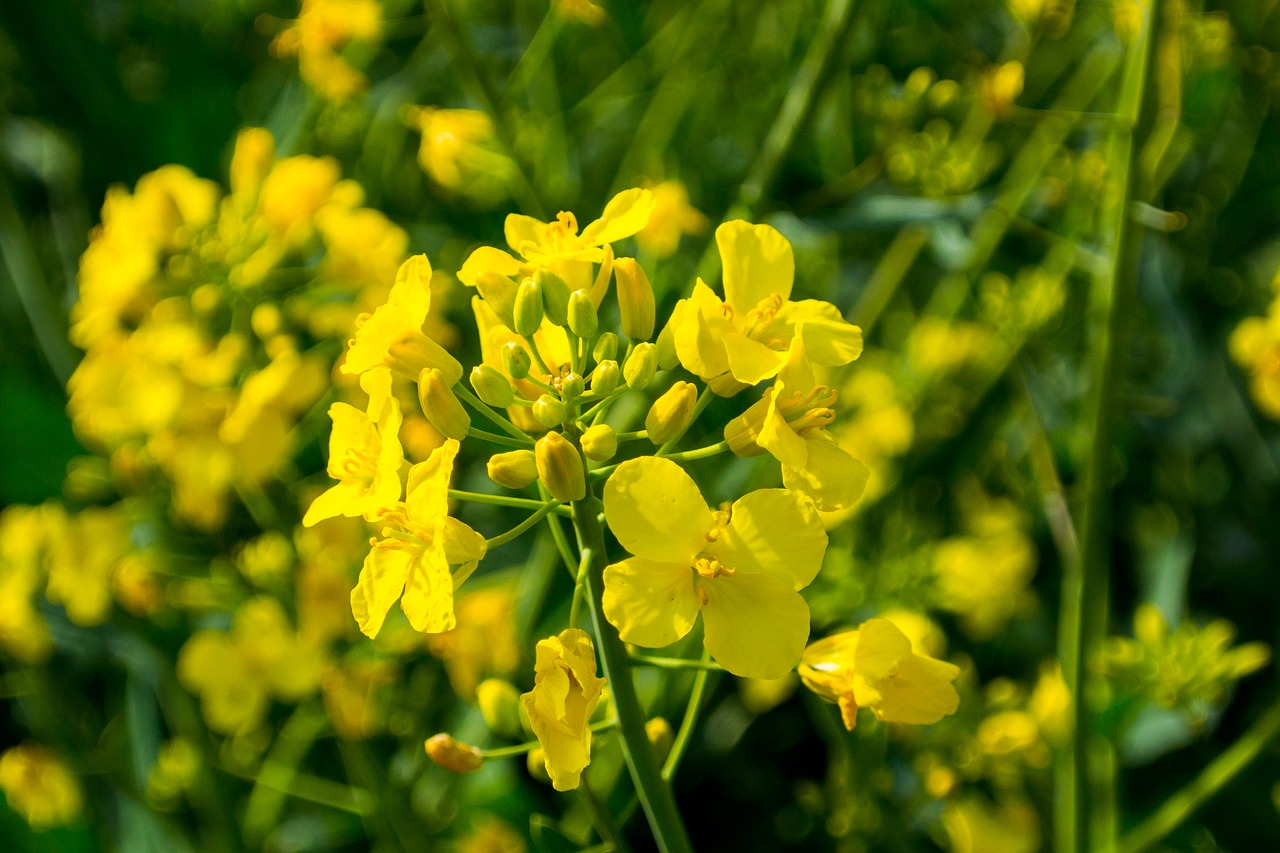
[776,385,840,434]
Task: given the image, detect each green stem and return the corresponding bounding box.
[448,489,573,517]
[455,383,530,441]
[569,548,592,629]
[579,779,633,853]
[662,440,729,464]
[523,333,557,379]
[662,654,713,782]
[486,501,564,549]
[467,427,534,449]
[569,466,693,853]
[631,655,724,674]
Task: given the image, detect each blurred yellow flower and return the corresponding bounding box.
[322,659,396,740]
[521,628,606,791]
[407,106,514,198]
[428,585,521,700]
[0,744,82,830]
[554,0,606,25]
[602,456,827,678]
[45,504,130,627]
[942,794,1041,853]
[0,505,55,663]
[635,180,708,258]
[271,0,382,101]
[1230,297,1280,420]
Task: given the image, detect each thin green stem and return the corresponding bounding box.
[539,483,582,579]
[569,548,592,629]
[579,779,633,853]
[631,654,724,673]
[467,427,534,449]
[662,652,714,782]
[486,501,564,549]
[616,430,649,442]
[662,441,729,464]
[455,383,530,441]
[448,489,573,517]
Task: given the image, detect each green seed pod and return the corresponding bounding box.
[476,679,523,739]
[513,276,544,337]
[560,372,584,401]
[486,450,538,489]
[533,394,567,429]
[580,424,617,462]
[501,341,532,380]
[470,364,514,408]
[567,289,598,340]
[593,332,619,363]
[535,431,586,502]
[645,380,697,445]
[474,270,519,330]
[419,368,471,440]
[655,312,681,371]
[614,257,655,341]
[535,268,571,326]
[591,360,620,396]
[624,342,658,390]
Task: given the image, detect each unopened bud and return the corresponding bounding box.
[580,424,617,462]
[477,679,523,739]
[487,450,538,489]
[502,342,531,380]
[593,332,619,363]
[646,381,697,445]
[591,360,620,396]
[646,717,674,765]
[527,748,551,784]
[471,364,514,408]
[419,368,471,440]
[614,257,655,341]
[514,277,544,336]
[561,373,584,401]
[535,268,571,326]
[425,734,484,773]
[474,270,519,330]
[533,395,567,429]
[624,342,657,390]
[655,312,681,371]
[723,412,768,457]
[535,432,586,502]
[567,289,598,340]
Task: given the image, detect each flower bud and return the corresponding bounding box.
[425,734,484,773]
[535,432,586,502]
[560,373,584,401]
[419,368,471,440]
[513,277,544,336]
[533,395,567,429]
[646,381,697,445]
[477,679,523,739]
[502,341,531,380]
[474,270,519,330]
[535,268,571,326]
[646,717,674,766]
[567,289,598,340]
[487,450,539,489]
[591,360,620,396]
[580,424,617,462]
[593,332,619,363]
[655,312,681,371]
[614,257,655,341]
[624,342,657,390]
[470,364,514,408]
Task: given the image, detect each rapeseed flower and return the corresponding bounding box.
[0,744,82,830]
[407,107,514,199]
[271,0,382,101]
[521,628,606,791]
[635,180,708,258]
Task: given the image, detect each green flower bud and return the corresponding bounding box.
[533,394,567,429]
[624,342,657,390]
[567,289,598,340]
[502,341,532,380]
[580,424,617,462]
[591,360,620,396]
[474,270,519,330]
[655,313,680,371]
[535,432,586,502]
[470,364,514,408]
[593,332,619,363]
[487,450,538,489]
[535,268,571,326]
[514,277,544,337]
[419,368,471,440]
[614,257,655,341]
[476,679,523,739]
[645,380,697,445]
[560,372,584,401]
[646,717,674,766]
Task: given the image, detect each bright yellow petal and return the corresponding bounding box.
[722,331,785,386]
[717,220,794,316]
[389,254,433,317]
[602,558,700,648]
[302,480,366,527]
[350,546,412,638]
[700,571,810,679]
[442,517,487,566]
[581,188,654,245]
[757,384,809,469]
[458,246,524,287]
[405,439,458,527]
[852,618,912,682]
[868,654,960,725]
[796,311,864,367]
[603,457,712,564]
[673,281,732,384]
[505,214,546,254]
[706,488,826,589]
[400,539,456,633]
[782,433,869,512]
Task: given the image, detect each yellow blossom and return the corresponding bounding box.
[407,106,514,197]
[1230,298,1280,420]
[0,744,82,830]
[427,585,521,699]
[271,0,382,101]
[798,618,960,730]
[635,180,708,257]
[520,628,607,791]
[602,457,827,678]
[45,504,131,627]
[0,505,54,663]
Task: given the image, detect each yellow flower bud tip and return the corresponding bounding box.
[513,277,545,336]
[614,257,656,341]
[535,432,587,502]
[593,332,619,363]
[624,342,657,390]
[655,317,680,371]
[487,450,539,489]
[581,424,617,462]
[535,268,571,326]
[645,717,674,764]
[533,395,568,429]
[501,341,532,380]
[567,289,598,339]
[477,679,524,739]
[591,360,620,396]
[559,373,585,400]
[470,364,515,408]
[425,734,485,773]
[418,368,471,440]
[645,381,697,445]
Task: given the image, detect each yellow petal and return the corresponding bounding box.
[405,439,458,527]
[442,517,488,566]
[796,310,864,367]
[782,433,869,512]
[717,220,794,317]
[722,331,786,386]
[400,538,456,633]
[852,618,912,682]
[458,246,524,287]
[602,558,701,648]
[351,546,412,638]
[868,653,960,725]
[706,488,826,589]
[505,214,547,254]
[672,282,732,385]
[700,571,810,679]
[581,188,654,246]
[389,254,433,317]
[603,457,712,564]
[757,384,809,469]
[302,480,365,527]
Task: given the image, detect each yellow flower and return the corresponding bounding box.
[725,337,869,511]
[1230,298,1280,420]
[350,439,487,637]
[602,456,827,678]
[0,744,82,830]
[459,188,653,295]
[932,494,1036,639]
[304,368,405,526]
[635,180,708,258]
[471,296,574,431]
[45,504,131,628]
[271,0,382,101]
[342,254,463,383]
[673,221,863,395]
[520,628,607,791]
[0,505,55,663]
[942,794,1041,853]
[798,618,960,730]
[407,106,514,197]
[427,585,521,699]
